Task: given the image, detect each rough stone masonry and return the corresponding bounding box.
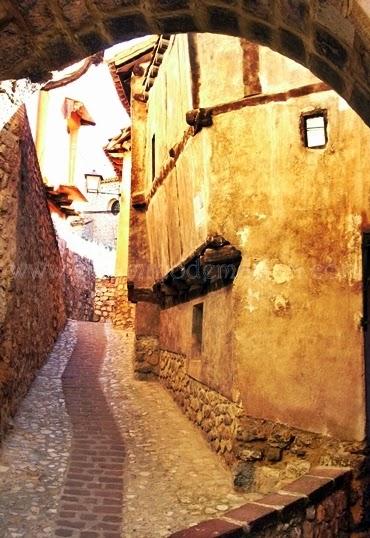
[94,276,135,329]
[0,105,66,440]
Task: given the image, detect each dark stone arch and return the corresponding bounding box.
[0,0,369,124]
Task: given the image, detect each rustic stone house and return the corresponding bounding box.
[110,32,370,528]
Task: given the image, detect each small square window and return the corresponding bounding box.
[301,111,327,149]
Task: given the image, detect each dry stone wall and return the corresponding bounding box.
[94,276,135,329]
[58,237,95,321]
[0,106,66,440]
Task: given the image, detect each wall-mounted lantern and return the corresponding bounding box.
[85,172,103,193]
[111,200,120,215]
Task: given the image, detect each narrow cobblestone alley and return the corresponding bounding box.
[0,321,256,538]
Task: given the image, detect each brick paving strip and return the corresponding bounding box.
[56,321,124,538]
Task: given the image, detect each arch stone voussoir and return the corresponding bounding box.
[0,0,368,124]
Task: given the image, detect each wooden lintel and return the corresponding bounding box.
[43,52,104,91]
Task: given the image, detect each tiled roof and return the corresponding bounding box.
[107,36,158,115]
[103,126,131,176]
[45,184,87,218]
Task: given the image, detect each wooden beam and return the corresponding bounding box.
[42,52,104,91]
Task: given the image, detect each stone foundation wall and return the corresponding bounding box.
[135,335,159,379]
[159,348,369,531]
[58,237,95,321]
[159,350,243,466]
[233,416,366,495]
[171,467,352,537]
[94,276,135,329]
[0,106,66,439]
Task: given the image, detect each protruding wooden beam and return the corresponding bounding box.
[151,236,242,308]
[42,52,104,91]
[131,191,147,209]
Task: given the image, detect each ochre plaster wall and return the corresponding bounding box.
[258,45,319,93]
[125,32,370,528]
[115,153,132,277]
[139,36,369,440]
[130,34,370,443]
[146,132,209,274]
[197,33,245,107]
[205,90,369,441]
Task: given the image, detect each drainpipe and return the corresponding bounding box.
[67,113,81,186]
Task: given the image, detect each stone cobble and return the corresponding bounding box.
[101,324,260,538]
[0,321,77,538]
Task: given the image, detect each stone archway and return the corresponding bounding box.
[0,0,369,124]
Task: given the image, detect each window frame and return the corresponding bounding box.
[188,302,204,381]
[300,109,328,149]
[151,133,156,182]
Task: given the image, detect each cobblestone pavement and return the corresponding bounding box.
[0,321,77,538]
[101,324,259,538]
[0,320,257,538]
